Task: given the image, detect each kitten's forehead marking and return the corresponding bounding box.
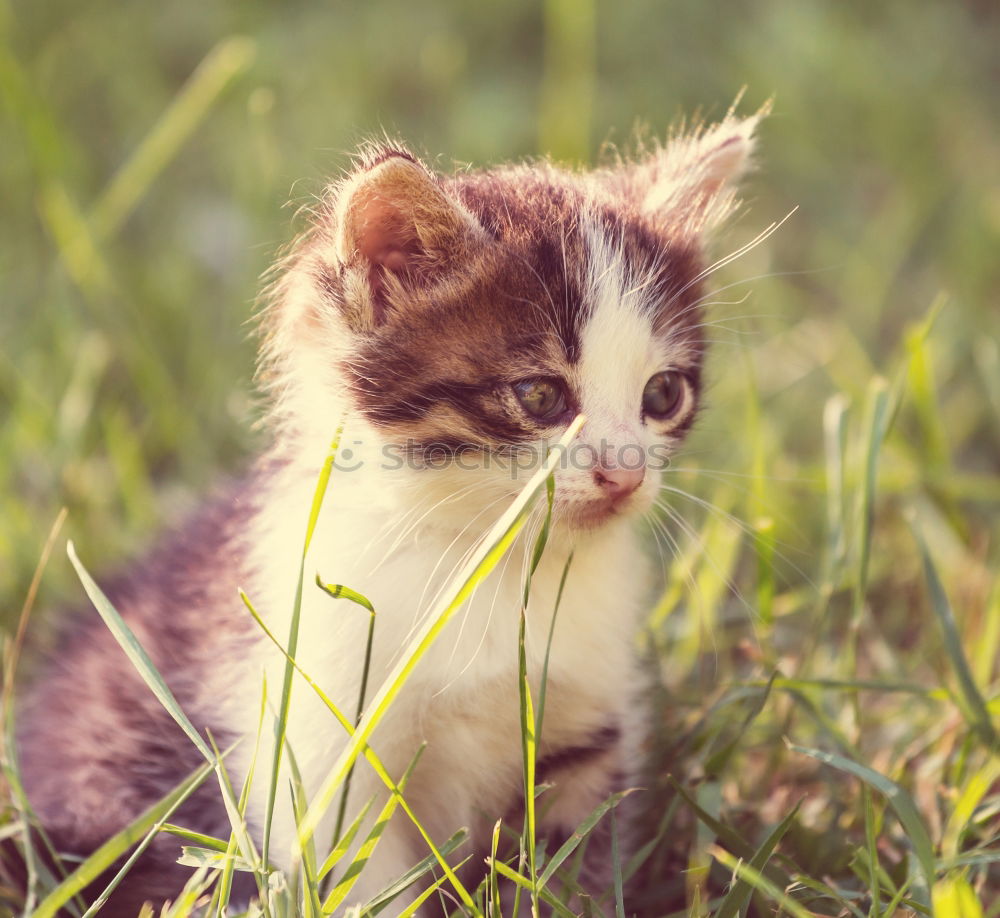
[577,221,669,426]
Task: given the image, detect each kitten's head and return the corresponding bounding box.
[263,112,763,533]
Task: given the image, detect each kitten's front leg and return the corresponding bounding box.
[532,721,635,911]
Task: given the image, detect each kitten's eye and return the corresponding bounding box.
[513,379,567,421]
[642,371,687,420]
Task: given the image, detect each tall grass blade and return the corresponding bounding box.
[286,745,322,916]
[610,810,625,918]
[360,830,468,915]
[665,777,758,863]
[297,417,586,903]
[932,874,985,918]
[90,37,256,239]
[392,867,463,918]
[713,799,801,918]
[518,607,538,911]
[315,580,375,613]
[67,543,265,906]
[241,588,467,902]
[176,847,254,872]
[941,756,1000,863]
[863,787,882,918]
[823,393,850,578]
[264,425,343,868]
[489,860,580,918]
[709,846,815,918]
[317,798,376,882]
[210,677,268,916]
[316,576,377,867]
[34,759,214,918]
[789,742,934,904]
[535,550,573,742]
[854,375,891,612]
[912,523,997,745]
[321,747,423,913]
[537,790,633,889]
[67,541,210,758]
[161,826,230,853]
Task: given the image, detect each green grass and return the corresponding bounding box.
[3,0,1000,914]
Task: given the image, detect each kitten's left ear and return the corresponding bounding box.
[626,106,767,237]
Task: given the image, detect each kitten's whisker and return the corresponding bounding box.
[666,465,815,484]
[651,500,757,650]
[392,488,516,653]
[434,503,542,692]
[371,480,486,572]
[643,513,726,653]
[669,207,798,305]
[412,487,514,618]
[654,484,816,589]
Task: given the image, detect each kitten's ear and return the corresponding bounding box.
[628,109,766,237]
[332,151,484,323]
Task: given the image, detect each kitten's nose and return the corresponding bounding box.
[593,464,645,499]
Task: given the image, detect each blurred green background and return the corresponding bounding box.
[2,0,999,631]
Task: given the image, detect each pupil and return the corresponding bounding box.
[514,379,565,419]
[644,372,683,418]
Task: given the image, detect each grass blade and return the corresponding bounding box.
[610,810,625,918]
[709,846,815,918]
[911,522,997,744]
[538,790,633,889]
[518,607,538,910]
[240,588,468,903]
[789,741,934,905]
[315,576,378,868]
[714,799,801,918]
[286,745,322,916]
[264,425,343,868]
[360,830,469,914]
[90,37,256,239]
[35,759,215,918]
[161,826,230,854]
[67,543,265,906]
[315,579,375,613]
[67,541,210,757]
[297,417,586,906]
[176,847,254,872]
[392,866,464,918]
[317,798,376,881]
[321,747,424,912]
[490,858,580,918]
[932,874,985,918]
[854,375,891,614]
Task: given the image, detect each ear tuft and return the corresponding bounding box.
[634,103,768,236]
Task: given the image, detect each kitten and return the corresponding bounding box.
[17,110,762,915]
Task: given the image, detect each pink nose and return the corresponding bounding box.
[593,464,645,499]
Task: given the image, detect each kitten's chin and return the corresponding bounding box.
[558,496,642,532]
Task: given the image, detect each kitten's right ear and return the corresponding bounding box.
[331,151,485,326]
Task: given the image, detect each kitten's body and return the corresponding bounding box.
[18,113,762,915]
